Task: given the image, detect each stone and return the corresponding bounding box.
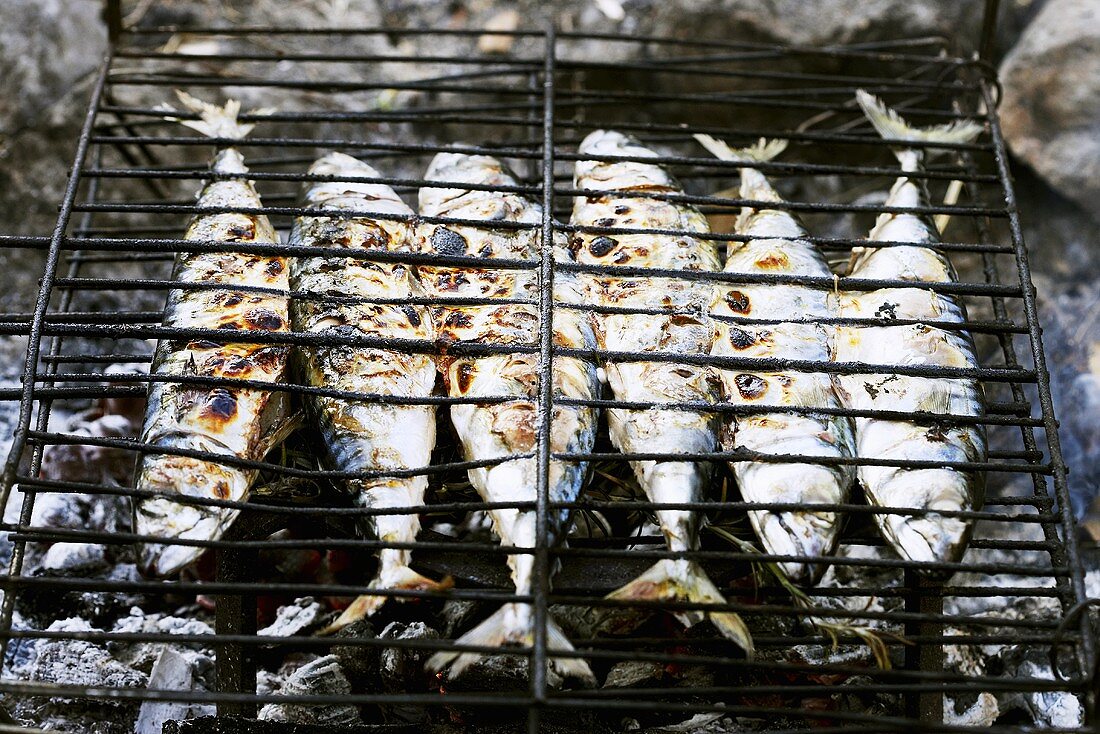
[1000,0,1100,223]
[0,0,106,137]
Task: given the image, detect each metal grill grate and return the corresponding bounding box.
[0,2,1093,732]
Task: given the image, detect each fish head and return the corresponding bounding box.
[874,469,974,569]
[133,457,247,577]
[742,464,846,584]
[134,496,238,577]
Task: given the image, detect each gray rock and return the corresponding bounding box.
[1000,0,1100,223]
[0,0,106,138]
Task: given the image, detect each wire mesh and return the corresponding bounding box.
[0,8,1092,734]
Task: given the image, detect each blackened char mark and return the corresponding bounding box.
[588,236,618,257]
[725,290,751,315]
[728,328,756,350]
[734,373,767,399]
[400,304,422,327]
[201,388,239,424]
[431,227,468,255]
[455,362,476,394]
[245,308,285,331]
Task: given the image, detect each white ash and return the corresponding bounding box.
[108,607,215,686]
[256,668,284,697]
[40,542,109,575]
[944,692,999,727]
[25,617,145,690]
[257,596,326,638]
[257,654,361,726]
[133,647,215,734]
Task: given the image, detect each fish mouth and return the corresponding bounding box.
[134,497,239,578]
[751,510,837,584]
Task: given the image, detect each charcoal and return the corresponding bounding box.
[258,655,361,726]
[18,563,150,626]
[378,621,440,691]
[163,716,418,733]
[257,597,326,638]
[438,599,480,638]
[39,412,136,485]
[28,618,145,689]
[108,607,215,688]
[329,619,380,688]
[603,661,664,688]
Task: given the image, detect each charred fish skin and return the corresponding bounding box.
[289,153,445,630]
[831,91,987,569]
[695,136,856,585]
[134,95,291,579]
[573,130,752,656]
[417,152,599,683]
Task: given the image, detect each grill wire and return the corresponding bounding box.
[0,9,1094,734]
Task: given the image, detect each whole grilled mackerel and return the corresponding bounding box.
[134,95,293,578]
[830,91,987,567]
[289,153,447,632]
[416,152,599,683]
[696,135,856,584]
[572,130,752,656]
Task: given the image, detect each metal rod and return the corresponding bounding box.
[979,0,1002,61]
[103,0,123,43]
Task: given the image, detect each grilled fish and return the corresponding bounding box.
[134,93,293,577]
[695,135,856,584]
[417,152,599,683]
[289,152,448,631]
[572,130,752,655]
[830,91,986,567]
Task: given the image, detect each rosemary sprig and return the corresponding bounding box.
[709,525,908,669]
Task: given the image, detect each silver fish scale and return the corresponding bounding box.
[133,147,291,579]
[289,152,442,627]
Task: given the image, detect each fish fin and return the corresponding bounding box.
[854,90,983,155]
[425,603,596,685]
[694,134,788,164]
[158,90,274,140]
[320,568,453,635]
[605,559,754,658]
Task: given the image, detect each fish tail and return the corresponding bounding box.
[160,90,271,140]
[425,603,596,684]
[321,562,453,634]
[605,558,754,658]
[855,90,983,158]
[694,134,788,164]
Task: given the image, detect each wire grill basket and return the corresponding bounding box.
[0,3,1093,732]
